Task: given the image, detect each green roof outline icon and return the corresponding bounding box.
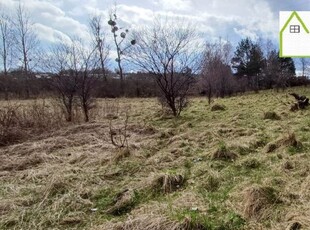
[279,11,310,57]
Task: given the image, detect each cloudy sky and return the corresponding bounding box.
[0,0,309,70]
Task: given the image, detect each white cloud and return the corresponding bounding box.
[233,28,258,40]
[156,0,192,11]
[117,4,155,27]
[0,0,91,42]
[0,0,302,72]
[33,23,71,44]
[0,0,280,45]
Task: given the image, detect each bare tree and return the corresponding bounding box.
[13,2,39,98]
[47,39,79,122]
[128,18,201,116]
[77,42,99,122]
[108,8,136,96]
[48,37,99,122]
[0,11,14,100]
[201,40,233,104]
[89,15,109,81]
[264,50,295,91]
[299,58,309,77]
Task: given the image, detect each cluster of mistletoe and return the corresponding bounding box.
[108,14,136,63]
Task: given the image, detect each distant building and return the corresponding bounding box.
[35,73,52,79]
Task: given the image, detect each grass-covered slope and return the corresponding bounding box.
[1,87,310,230]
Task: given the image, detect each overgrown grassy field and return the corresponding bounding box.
[1,87,310,230]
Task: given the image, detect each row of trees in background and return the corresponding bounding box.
[233,38,296,91]
[0,3,40,100]
[0,3,309,118]
[200,37,303,104]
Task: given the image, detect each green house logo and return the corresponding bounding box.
[279,11,310,57]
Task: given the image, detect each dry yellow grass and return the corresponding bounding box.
[0,88,310,229]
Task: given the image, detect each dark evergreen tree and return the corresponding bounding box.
[277,56,295,90]
[232,37,265,91]
[278,57,295,75]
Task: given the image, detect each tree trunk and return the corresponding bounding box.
[4,87,8,100]
[169,98,178,117]
[65,98,73,122]
[83,103,89,122]
[207,84,212,105]
[118,62,124,96]
[4,74,9,100]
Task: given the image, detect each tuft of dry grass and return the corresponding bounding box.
[42,176,70,199]
[96,214,184,230]
[0,201,12,216]
[299,175,310,201]
[240,157,261,169]
[0,153,47,171]
[283,211,310,230]
[197,170,221,192]
[265,132,302,153]
[242,185,281,221]
[283,161,294,170]
[151,173,185,194]
[59,211,85,226]
[211,104,226,111]
[113,148,131,162]
[106,189,136,215]
[212,143,238,161]
[263,111,281,120]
